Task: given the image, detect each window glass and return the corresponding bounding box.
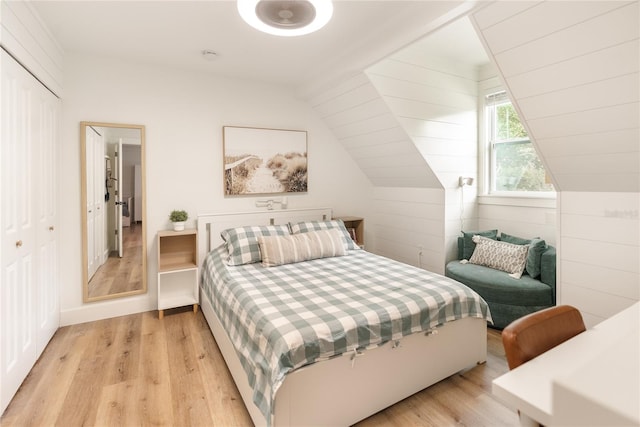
[486,92,554,193]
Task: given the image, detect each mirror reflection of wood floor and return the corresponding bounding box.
[88,223,143,298]
[0,309,519,426]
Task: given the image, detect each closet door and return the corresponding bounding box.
[1,49,60,413]
[34,75,60,355]
[85,126,106,278]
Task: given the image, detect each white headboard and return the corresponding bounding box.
[196,207,333,266]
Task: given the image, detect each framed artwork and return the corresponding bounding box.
[223,126,308,196]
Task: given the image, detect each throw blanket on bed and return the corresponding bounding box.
[201,245,491,422]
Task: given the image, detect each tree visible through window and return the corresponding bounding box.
[486,92,554,193]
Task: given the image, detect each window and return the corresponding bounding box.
[485,91,554,194]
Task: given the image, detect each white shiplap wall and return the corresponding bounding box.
[471,0,639,193]
[370,187,446,274]
[560,192,639,326]
[309,72,440,188]
[308,73,447,266]
[471,1,640,325]
[0,0,64,96]
[365,38,480,262]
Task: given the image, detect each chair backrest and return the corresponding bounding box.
[502,305,586,370]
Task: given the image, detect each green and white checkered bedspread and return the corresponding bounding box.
[201,245,491,422]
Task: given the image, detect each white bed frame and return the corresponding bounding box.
[197,208,487,427]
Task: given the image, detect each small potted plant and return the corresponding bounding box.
[169,209,188,231]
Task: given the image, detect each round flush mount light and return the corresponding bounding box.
[237,0,333,37]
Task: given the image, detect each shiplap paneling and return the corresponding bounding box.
[472,0,639,194]
[361,18,483,266]
[481,1,627,55]
[369,187,445,273]
[508,39,639,99]
[478,202,557,246]
[518,73,639,121]
[309,72,441,188]
[493,2,638,79]
[559,192,639,326]
[536,129,638,158]
[366,34,479,192]
[473,1,639,323]
[0,1,63,96]
[471,1,540,30]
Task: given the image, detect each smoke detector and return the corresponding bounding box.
[237,0,333,36]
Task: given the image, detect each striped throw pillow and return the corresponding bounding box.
[257,229,347,267]
[289,219,359,250]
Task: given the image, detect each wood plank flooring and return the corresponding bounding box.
[88,222,143,299]
[1,309,519,426]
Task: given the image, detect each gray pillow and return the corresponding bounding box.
[499,232,547,278]
[526,238,547,278]
[462,229,498,260]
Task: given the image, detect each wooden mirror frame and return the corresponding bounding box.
[80,121,147,302]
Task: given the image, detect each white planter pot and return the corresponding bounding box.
[172,221,186,231]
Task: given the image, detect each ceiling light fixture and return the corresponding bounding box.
[237,0,333,37]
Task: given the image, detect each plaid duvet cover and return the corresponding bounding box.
[201,245,491,422]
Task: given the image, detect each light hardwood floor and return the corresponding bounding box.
[88,222,143,299]
[1,309,519,426]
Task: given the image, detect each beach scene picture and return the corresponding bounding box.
[223,126,308,195]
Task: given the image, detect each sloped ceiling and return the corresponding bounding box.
[32,1,638,193]
[31,0,467,95]
[310,73,442,188]
[471,1,640,192]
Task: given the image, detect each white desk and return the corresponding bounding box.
[493,302,640,426]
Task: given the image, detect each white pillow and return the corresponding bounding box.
[257,228,346,267]
[469,235,529,278]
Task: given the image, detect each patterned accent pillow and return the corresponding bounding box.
[289,219,360,250]
[257,229,347,267]
[469,235,529,278]
[220,224,290,266]
[462,229,498,260]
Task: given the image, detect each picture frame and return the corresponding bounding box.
[223,126,308,196]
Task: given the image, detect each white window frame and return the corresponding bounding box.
[479,88,555,203]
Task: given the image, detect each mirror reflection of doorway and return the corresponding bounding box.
[83,124,145,300]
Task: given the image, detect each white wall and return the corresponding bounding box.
[366,39,480,267]
[471,1,640,325]
[370,187,446,274]
[559,192,639,326]
[471,1,639,193]
[59,54,372,325]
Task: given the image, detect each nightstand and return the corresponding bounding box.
[333,216,364,249]
[157,229,199,319]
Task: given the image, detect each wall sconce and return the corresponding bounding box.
[458,176,474,187]
[256,197,288,210]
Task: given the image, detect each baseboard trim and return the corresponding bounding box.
[60,297,155,326]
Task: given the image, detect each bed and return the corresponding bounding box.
[197,208,491,427]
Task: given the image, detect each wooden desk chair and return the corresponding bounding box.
[501,305,587,427]
[502,305,586,370]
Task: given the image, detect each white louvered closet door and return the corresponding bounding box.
[1,49,60,414]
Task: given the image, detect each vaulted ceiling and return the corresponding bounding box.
[32,1,640,193]
[32,1,478,96]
